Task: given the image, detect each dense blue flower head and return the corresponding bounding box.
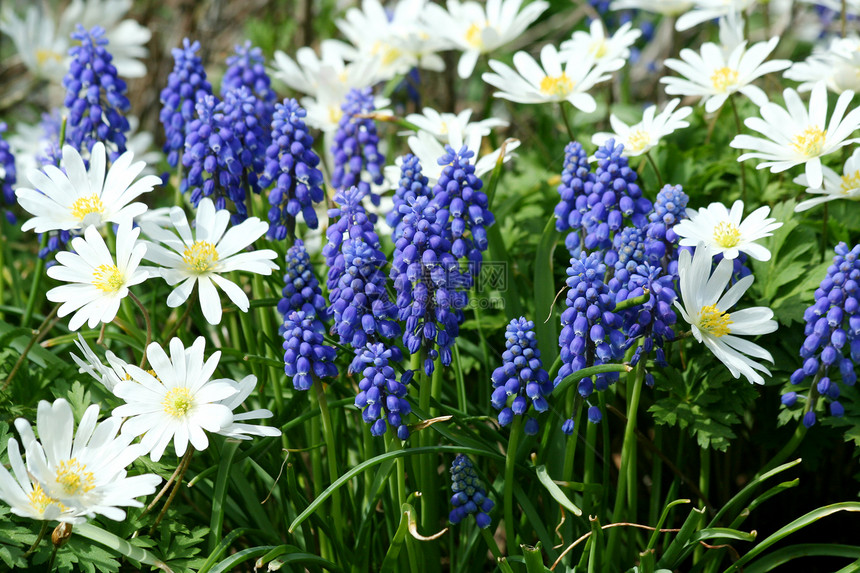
[181,94,247,221]
[557,251,623,427]
[324,186,381,290]
[611,263,678,367]
[491,318,552,432]
[219,86,270,194]
[222,41,277,106]
[353,343,413,439]
[331,88,385,205]
[328,236,401,348]
[449,455,494,528]
[282,309,338,391]
[279,239,328,325]
[0,123,16,224]
[260,99,324,239]
[387,154,432,240]
[613,226,648,276]
[391,193,470,375]
[62,25,130,159]
[648,184,688,243]
[433,145,494,277]
[786,243,860,425]
[159,38,212,168]
[554,141,591,235]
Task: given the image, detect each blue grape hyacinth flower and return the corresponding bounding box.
[282,309,338,391]
[331,88,385,205]
[62,25,130,159]
[159,38,212,168]
[279,239,328,325]
[387,154,432,241]
[260,99,325,239]
[353,343,413,439]
[491,318,552,433]
[449,455,494,528]
[0,123,17,224]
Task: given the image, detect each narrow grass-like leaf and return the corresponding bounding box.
[208,439,239,552]
[689,527,756,544]
[743,544,860,573]
[725,502,860,572]
[74,522,173,572]
[536,465,582,516]
[656,506,705,569]
[707,458,802,528]
[289,446,503,533]
[553,363,631,396]
[647,499,690,550]
[208,546,275,573]
[197,527,251,573]
[522,542,549,573]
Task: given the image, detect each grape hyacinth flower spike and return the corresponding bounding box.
[353,343,413,439]
[449,455,494,528]
[260,99,325,240]
[491,318,552,434]
[282,309,338,391]
[331,87,386,205]
[278,239,328,323]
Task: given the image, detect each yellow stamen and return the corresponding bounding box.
[36,49,62,67]
[791,126,827,157]
[28,483,64,514]
[539,74,574,98]
[713,221,741,248]
[590,39,608,59]
[92,265,125,293]
[465,22,489,49]
[162,387,194,418]
[182,240,219,274]
[710,67,739,93]
[699,304,732,337]
[71,194,105,223]
[840,170,860,194]
[626,129,651,154]
[371,41,402,67]
[55,459,95,496]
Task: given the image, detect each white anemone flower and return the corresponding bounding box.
[592,99,692,157]
[675,242,778,385]
[46,223,148,331]
[139,198,278,325]
[11,399,161,521]
[384,121,520,185]
[609,0,693,15]
[675,0,755,32]
[424,0,549,78]
[0,440,78,523]
[662,37,791,113]
[112,337,239,462]
[559,20,641,73]
[674,200,782,261]
[404,108,508,142]
[336,0,448,80]
[0,5,67,81]
[730,82,860,189]
[785,36,860,95]
[217,376,282,440]
[16,142,161,234]
[71,334,130,392]
[483,44,611,111]
[794,148,860,212]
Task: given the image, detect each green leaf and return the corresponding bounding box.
[74,522,173,572]
[743,544,860,573]
[535,465,582,516]
[534,216,559,364]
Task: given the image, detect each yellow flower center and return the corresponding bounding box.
[28,483,64,514]
[699,304,733,337]
[710,67,739,93]
[626,129,651,153]
[328,105,343,125]
[590,39,608,59]
[71,194,105,223]
[55,459,95,496]
[840,170,860,194]
[791,126,827,157]
[539,74,574,98]
[465,22,489,49]
[92,264,125,293]
[712,221,741,248]
[36,49,63,67]
[371,41,402,67]
[182,240,219,274]
[163,387,194,418]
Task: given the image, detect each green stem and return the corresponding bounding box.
[480,528,515,573]
[504,416,524,556]
[693,446,711,564]
[23,521,49,559]
[644,152,664,188]
[22,233,49,327]
[2,304,59,392]
[559,102,576,142]
[314,380,344,551]
[128,292,152,368]
[561,393,581,481]
[729,95,748,209]
[607,360,646,564]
